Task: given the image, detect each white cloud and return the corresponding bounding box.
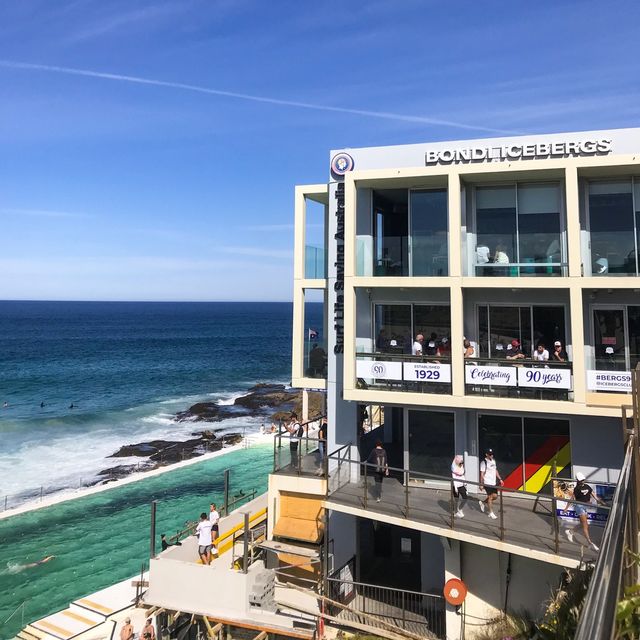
[0,60,515,134]
[0,208,91,219]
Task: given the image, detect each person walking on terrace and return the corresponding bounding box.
[287,412,304,467]
[479,449,503,519]
[195,512,213,565]
[565,472,606,551]
[451,455,468,518]
[209,502,220,556]
[367,441,389,503]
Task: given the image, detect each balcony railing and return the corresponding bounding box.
[465,357,573,400]
[327,576,445,639]
[356,352,452,395]
[474,261,568,277]
[273,417,326,477]
[326,449,611,561]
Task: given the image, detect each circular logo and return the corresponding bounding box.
[331,152,354,176]
[371,363,386,377]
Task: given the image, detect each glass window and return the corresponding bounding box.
[477,305,565,359]
[408,410,455,477]
[410,190,448,276]
[304,198,326,279]
[629,306,640,370]
[303,289,327,378]
[589,181,635,275]
[523,418,570,494]
[413,305,451,356]
[478,415,523,488]
[374,304,411,353]
[476,186,517,275]
[373,190,408,276]
[593,308,626,371]
[517,184,562,275]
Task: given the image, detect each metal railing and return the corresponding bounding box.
[273,416,326,477]
[326,449,611,556]
[474,261,568,277]
[326,577,445,639]
[574,372,640,638]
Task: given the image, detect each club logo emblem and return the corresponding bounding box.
[331,152,354,176]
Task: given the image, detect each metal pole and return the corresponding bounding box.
[40,486,43,502]
[450,480,455,529]
[223,469,230,516]
[499,489,505,541]
[404,473,409,518]
[363,462,368,509]
[150,500,157,558]
[243,512,250,574]
[552,495,559,554]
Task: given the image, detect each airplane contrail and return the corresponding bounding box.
[0,60,513,135]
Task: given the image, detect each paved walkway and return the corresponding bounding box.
[327,476,602,564]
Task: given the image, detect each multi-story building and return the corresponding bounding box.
[279,128,640,638]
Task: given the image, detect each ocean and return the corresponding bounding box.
[0,300,326,638]
[0,301,320,503]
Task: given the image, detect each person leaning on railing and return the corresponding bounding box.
[551,341,568,362]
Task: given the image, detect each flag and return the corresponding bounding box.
[308,328,318,340]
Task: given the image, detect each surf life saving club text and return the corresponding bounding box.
[334,183,345,354]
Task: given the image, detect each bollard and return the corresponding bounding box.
[223,469,230,516]
[150,500,157,558]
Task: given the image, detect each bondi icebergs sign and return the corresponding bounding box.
[425,139,612,165]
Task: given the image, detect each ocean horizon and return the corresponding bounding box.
[0,300,319,503]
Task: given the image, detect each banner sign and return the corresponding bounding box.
[465,365,516,386]
[403,362,451,383]
[586,370,632,393]
[356,360,403,381]
[517,367,572,390]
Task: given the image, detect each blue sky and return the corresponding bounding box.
[0,0,639,301]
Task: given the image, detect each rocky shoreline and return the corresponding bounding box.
[97,383,323,484]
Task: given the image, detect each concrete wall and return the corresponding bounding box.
[327,510,356,576]
[457,544,563,639]
[420,533,445,593]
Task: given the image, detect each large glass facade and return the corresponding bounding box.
[476,304,566,358]
[474,182,564,276]
[588,180,638,276]
[372,188,448,276]
[303,289,327,378]
[410,190,448,276]
[304,197,327,279]
[374,304,451,354]
[478,415,571,493]
[592,305,640,371]
[408,410,454,478]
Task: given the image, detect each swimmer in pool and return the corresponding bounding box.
[24,555,55,569]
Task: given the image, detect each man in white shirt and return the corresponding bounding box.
[533,343,549,361]
[479,449,503,519]
[412,334,424,356]
[209,503,220,556]
[195,512,213,565]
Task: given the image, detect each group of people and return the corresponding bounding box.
[194,502,220,565]
[450,450,602,550]
[119,617,155,640]
[496,339,568,361]
[365,443,604,551]
[285,412,327,472]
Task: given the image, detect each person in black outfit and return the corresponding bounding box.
[287,412,304,466]
[565,471,605,551]
[366,441,389,502]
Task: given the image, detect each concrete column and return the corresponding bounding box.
[443,538,462,640]
[302,389,309,422]
[450,285,465,398]
[448,172,462,277]
[564,166,582,278]
[569,286,586,405]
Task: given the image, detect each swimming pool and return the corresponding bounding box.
[0,443,273,639]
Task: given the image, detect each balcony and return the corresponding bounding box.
[326,449,608,565]
[273,422,326,478]
[465,357,572,400]
[356,352,452,395]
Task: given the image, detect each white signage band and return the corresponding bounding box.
[586,370,632,393]
[465,365,516,387]
[403,362,451,383]
[517,367,572,390]
[356,360,403,381]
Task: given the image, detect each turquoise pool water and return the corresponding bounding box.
[0,444,273,639]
